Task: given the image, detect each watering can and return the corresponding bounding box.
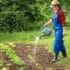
[41,27,52,36]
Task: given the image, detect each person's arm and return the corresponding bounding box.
[58,10,66,36]
[62,14,66,36]
[44,19,52,27]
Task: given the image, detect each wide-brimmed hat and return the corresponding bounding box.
[50,0,60,8]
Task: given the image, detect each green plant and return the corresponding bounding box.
[0,43,24,65]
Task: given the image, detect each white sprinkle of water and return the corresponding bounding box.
[35,36,39,45]
[2,67,7,70]
[33,36,40,61]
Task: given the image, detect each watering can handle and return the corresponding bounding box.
[41,26,48,30]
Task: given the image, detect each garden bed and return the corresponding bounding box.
[0,43,69,70]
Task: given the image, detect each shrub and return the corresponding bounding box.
[0,0,69,32]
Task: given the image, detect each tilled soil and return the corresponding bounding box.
[0,43,69,70]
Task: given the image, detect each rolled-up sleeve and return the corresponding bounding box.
[58,10,66,26]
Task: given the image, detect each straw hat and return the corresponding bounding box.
[50,0,60,8]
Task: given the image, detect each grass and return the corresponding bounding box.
[0,31,40,43]
[0,29,70,65]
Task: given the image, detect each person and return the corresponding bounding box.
[44,1,67,62]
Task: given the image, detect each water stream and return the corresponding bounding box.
[33,36,40,62]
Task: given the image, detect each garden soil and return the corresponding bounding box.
[0,43,70,70]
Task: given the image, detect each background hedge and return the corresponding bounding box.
[0,0,70,32]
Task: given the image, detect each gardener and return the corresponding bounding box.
[44,0,67,62]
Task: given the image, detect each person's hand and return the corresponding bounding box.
[63,30,66,36]
[43,19,52,27]
[63,26,66,36]
[43,23,48,27]
[41,23,48,30]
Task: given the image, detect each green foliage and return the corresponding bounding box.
[59,0,70,11]
[0,0,69,32]
[0,43,24,65]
